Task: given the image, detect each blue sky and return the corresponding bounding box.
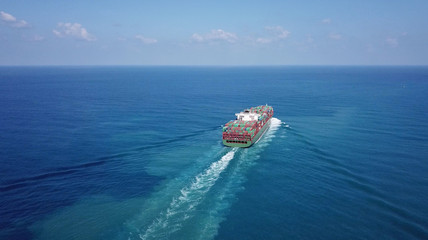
[1,0,427,65]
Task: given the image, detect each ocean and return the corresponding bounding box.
[0,66,427,240]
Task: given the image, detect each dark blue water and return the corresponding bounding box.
[1,66,428,240]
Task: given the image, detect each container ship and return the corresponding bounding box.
[222,105,274,147]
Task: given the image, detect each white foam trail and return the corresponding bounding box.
[140,148,237,240]
[268,117,282,133]
[133,118,283,240]
[196,117,282,239]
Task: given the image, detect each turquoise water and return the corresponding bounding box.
[0,66,428,239]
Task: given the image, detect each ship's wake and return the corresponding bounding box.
[139,149,237,240]
[126,118,282,240]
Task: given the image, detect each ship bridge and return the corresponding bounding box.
[235,109,260,121]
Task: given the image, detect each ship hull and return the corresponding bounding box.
[223,118,271,148]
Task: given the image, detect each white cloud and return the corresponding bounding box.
[14,20,28,28]
[265,26,290,39]
[322,18,331,24]
[208,29,238,42]
[1,11,15,22]
[53,22,96,41]
[386,37,398,48]
[329,33,342,40]
[191,29,238,43]
[256,38,272,44]
[191,33,204,42]
[255,26,290,44]
[1,11,29,28]
[135,35,157,44]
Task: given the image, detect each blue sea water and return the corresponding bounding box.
[0,66,428,240]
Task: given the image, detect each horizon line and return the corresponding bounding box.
[1,64,427,67]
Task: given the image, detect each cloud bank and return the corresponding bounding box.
[256,26,290,44]
[191,29,238,43]
[1,11,29,28]
[135,35,157,44]
[53,22,96,41]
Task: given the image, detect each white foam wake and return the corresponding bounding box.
[256,117,282,147]
[269,117,282,132]
[139,148,237,240]
[135,118,283,240]
[196,117,282,239]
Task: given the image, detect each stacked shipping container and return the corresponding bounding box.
[222,105,274,145]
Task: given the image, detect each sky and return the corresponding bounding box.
[1,0,428,65]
